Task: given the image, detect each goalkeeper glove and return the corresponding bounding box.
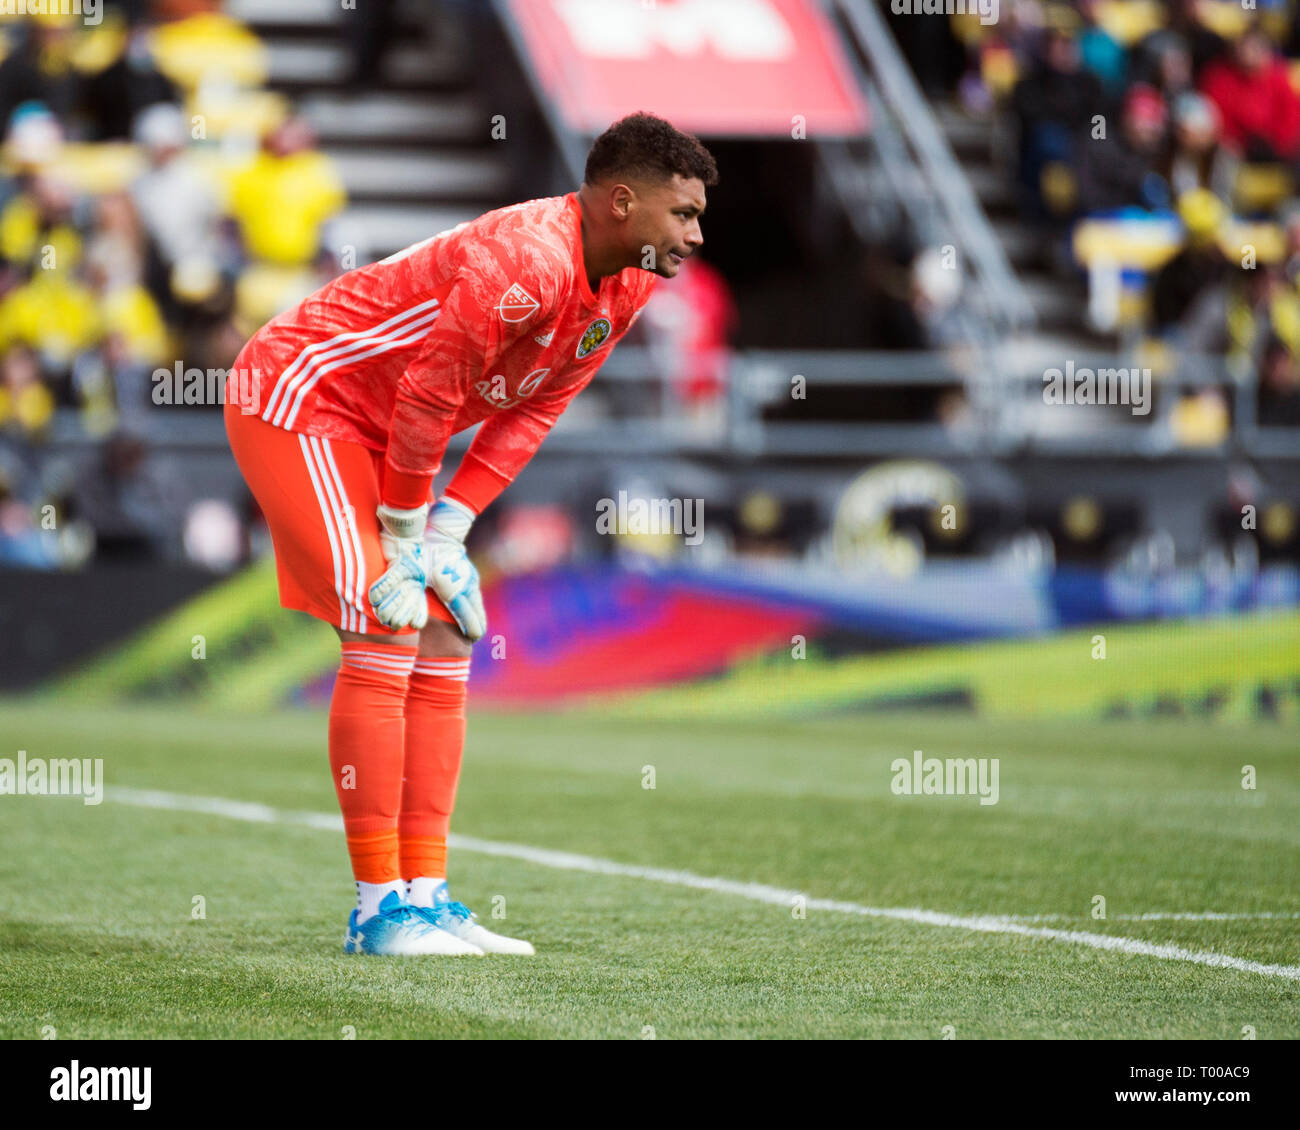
[424,496,487,641]
[367,502,430,631]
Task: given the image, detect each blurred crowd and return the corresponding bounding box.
[0,1,346,567]
[892,0,1300,431]
[0,0,748,572]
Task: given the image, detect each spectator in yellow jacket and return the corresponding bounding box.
[227,115,344,267]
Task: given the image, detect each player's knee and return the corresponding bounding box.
[334,626,419,647]
[419,616,473,658]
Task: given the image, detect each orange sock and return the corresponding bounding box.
[402,835,447,881]
[330,642,417,883]
[400,656,470,880]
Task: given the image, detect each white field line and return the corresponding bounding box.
[108,787,1300,982]
[995,913,1300,923]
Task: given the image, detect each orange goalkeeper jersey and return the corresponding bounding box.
[234,191,658,512]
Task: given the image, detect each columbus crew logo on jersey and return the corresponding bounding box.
[576,317,612,359]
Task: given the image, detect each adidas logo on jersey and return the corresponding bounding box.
[534,330,555,347]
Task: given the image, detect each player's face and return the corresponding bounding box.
[632,175,706,278]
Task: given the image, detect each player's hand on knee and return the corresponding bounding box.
[368,503,431,631]
[428,550,485,641]
[424,497,487,641]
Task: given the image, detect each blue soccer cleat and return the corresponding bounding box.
[410,882,535,955]
[343,890,483,956]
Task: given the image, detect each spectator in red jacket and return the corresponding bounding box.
[1201,27,1300,161]
[641,252,738,425]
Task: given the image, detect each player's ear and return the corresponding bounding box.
[610,182,635,221]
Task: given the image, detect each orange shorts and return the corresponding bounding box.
[223,395,454,634]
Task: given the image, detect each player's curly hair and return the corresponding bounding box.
[584,112,719,189]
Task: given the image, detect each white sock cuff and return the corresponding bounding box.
[412,657,471,682]
[356,878,406,923]
[406,876,448,907]
[341,647,418,677]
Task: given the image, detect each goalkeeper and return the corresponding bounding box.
[223,113,716,955]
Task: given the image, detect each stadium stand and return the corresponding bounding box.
[918,0,1300,441]
[0,0,1296,693]
[0,0,502,570]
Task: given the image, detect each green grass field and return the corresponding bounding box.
[0,698,1296,1039]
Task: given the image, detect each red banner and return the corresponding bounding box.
[504,0,870,138]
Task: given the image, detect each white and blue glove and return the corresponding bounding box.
[367,502,430,631]
[424,497,486,641]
